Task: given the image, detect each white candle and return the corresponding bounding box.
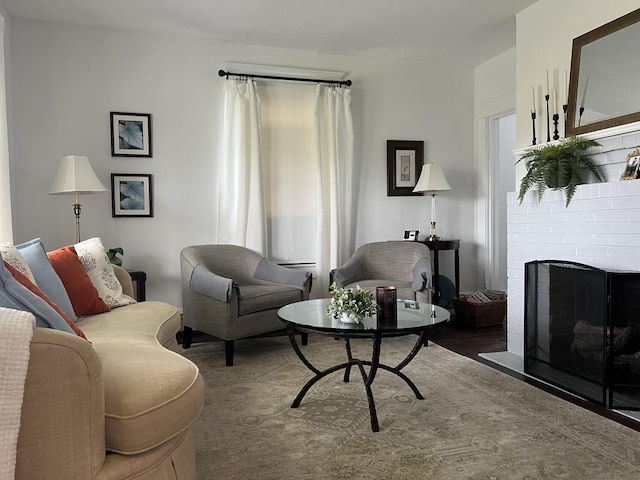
[553,89,558,115]
[580,76,590,109]
[531,86,536,113]
[564,70,569,105]
[546,70,550,96]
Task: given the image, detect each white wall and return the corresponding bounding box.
[514,0,640,179]
[6,18,476,307]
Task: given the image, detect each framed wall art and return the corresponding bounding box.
[620,148,640,180]
[110,112,152,157]
[111,173,154,217]
[386,140,424,196]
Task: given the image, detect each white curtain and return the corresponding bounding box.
[216,79,267,254]
[0,16,12,243]
[314,85,354,288]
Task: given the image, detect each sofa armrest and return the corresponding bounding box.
[16,328,106,479]
[112,264,134,299]
[329,257,363,288]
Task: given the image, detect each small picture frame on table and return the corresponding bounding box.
[387,140,424,196]
[620,149,640,180]
[110,112,152,157]
[111,173,153,217]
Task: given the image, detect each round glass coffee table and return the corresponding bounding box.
[277,298,450,432]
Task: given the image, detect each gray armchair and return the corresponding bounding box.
[180,244,312,366]
[329,241,432,302]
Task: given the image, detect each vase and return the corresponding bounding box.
[339,312,361,324]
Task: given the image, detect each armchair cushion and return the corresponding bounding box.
[238,284,306,315]
[254,257,312,288]
[189,263,236,302]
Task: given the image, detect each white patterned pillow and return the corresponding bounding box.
[74,237,136,308]
[0,243,37,284]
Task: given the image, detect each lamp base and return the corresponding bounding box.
[426,234,441,241]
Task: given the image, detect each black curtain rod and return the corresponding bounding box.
[218,69,352,87]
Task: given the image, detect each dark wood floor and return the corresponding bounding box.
[427,318,506,358]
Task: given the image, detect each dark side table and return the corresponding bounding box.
[421,239,460,306]
[126,269,147,301]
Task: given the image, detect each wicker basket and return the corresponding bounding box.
[453,294,506,327]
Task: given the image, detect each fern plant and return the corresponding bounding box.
[517,136,603,207]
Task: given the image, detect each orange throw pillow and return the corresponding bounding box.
[47,246,110,317]
[3,261,87,340]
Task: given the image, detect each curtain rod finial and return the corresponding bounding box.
[218,69,227,78]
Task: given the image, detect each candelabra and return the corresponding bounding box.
[531,111,537,145]
[553,113,560,140]
[545,94,551,142]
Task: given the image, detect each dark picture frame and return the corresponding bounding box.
[620,149,640,180]
[110,112,152,157]
[386,140,424,196]
[111,173,154,217]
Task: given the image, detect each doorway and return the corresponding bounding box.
[487,111,515,292]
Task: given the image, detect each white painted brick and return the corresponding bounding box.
[612,223,640,234]
[576,223,612,234]
[609,246,640,260]
[596,210,629,222]
[564,211,596,223]
[576,198,611,211]
[623,135,640,149]
[611,196,640,210]
[508,223,528,233]
[549,244,580,256]
[575,245,609,258]
[593,234,633,246]
[562,234,596,245]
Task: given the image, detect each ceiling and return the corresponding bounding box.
[0,0,537,66]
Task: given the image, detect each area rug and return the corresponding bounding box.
[181,334,640,480]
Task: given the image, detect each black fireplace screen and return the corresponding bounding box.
[525,260,640,410]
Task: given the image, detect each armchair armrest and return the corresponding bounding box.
[189,264,237,302]
[253,258,312,292]
[411,258,432,292]
[329,257,363,288]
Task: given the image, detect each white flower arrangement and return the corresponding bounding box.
[326,282,378,324]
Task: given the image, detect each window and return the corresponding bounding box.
[260,82,317,265]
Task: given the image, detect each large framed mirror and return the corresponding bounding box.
[567,8,640,136]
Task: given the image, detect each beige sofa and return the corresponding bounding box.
[15,266,204,480]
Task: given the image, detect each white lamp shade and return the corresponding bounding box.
[412,163,452,194]
[49,155,107,195]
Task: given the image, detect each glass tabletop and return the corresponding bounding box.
[278,298,450,333]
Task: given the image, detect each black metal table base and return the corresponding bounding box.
[286,325,427,432]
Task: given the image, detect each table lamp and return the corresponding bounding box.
[412,163,451,241]
[49,155,107,243]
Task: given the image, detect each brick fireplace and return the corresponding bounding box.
[507,122,640,358]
